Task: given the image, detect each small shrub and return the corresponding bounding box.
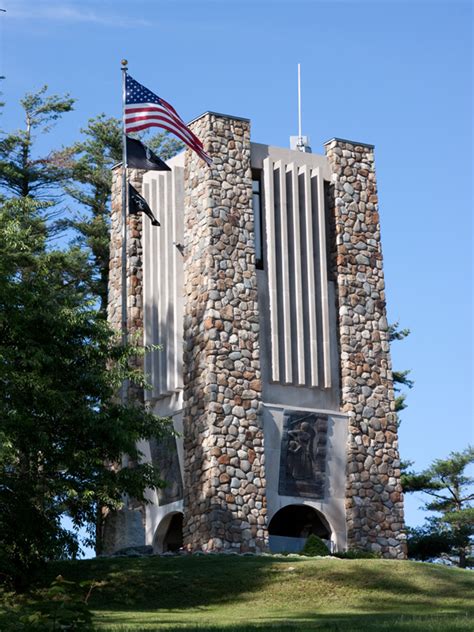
[334,548,381,559]
[299,534,330,557]
[1,575,95,631]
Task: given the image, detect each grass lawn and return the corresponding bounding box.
[1,555,473,631]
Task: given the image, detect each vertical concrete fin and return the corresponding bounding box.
[275,160,292,384]
[314,167,332,388]
[263,156,279,383]
[142,166,184,399]
[289,163,306,385]
[150,177,161,399]
[302,164,319,387]
[157,174,166,396]
[142,180,152,401]
[163,172,172,395]
[173,167,184,390]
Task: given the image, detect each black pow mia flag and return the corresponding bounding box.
[128,184,160,226]
[126,136,171,171]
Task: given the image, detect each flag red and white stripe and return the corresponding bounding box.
[125,74,212,165]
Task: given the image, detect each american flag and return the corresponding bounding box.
[125,74,212,165]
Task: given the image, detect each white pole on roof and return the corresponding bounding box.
[297,63,304,150]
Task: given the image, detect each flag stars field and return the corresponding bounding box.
[124,74,211,165]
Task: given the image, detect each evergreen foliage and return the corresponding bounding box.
[388,322,414,419]
[0,90,184,590]
[0,86,74,200]
[0,197,172,589]
[402,447,474,567]
[300,534,330,557]
[406,520,462,562]
[55,115,122,313]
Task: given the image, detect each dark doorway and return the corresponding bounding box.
[268,504,330,539]
[162,513,184,552]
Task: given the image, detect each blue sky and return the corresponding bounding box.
[1,0,472,539]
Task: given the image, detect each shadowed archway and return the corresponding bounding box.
[268,504,331,553]
[153,512,184,553]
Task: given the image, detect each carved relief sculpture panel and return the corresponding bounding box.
[278,411,328,498]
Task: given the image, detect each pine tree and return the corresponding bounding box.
[402,447,474,567]
[0,85,74,201]
[389,322,414,421]
[0,197,171,589]
[56,115,122,313]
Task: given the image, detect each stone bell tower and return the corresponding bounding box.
[105,113,406,559]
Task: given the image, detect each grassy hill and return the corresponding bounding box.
[2,555,473,631]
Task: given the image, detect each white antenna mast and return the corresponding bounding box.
[297,63,303,150]
[290,63,311,153]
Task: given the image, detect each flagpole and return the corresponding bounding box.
[120,59,128,405]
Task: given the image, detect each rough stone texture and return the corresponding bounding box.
[324,139,406,559]
[108,167,145,343]
[101,166,146,555]
[182,113,268,552]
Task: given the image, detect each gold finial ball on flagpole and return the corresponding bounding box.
[121,59,128,67]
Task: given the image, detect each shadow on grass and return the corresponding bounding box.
[98,611,474,632]
[2,557,471,631]
[310,560,474,612]
[51,555,474,612]
[52,557,472,615]
[49,555,273,611]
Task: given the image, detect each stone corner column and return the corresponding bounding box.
[108,166,145,343]
[324,138,406,559]
[100,165,146,555]
[182,112,268,553]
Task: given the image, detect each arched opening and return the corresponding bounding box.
[153,512,184,553]
[268,505,331,553]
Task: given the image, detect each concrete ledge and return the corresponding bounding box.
[324,137,374,149]
[188,111,251,125]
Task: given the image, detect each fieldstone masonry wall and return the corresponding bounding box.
[182,113,267,552]
[324,139,406,559]
[108,167,145,342]
[101,167,146,555]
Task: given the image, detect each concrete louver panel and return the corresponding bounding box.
[301,164,319,387]
[275,161,292,384]
[263,157,279,383]
[314,167,332,389]
[142,167,185,400]
[262,157,332,389]
[289,164,305,386]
